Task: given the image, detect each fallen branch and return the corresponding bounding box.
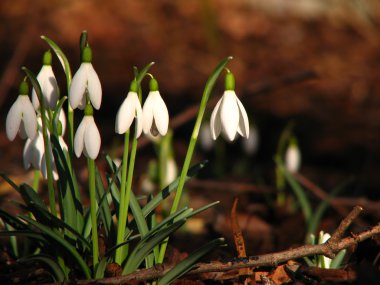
[71,206,379,284]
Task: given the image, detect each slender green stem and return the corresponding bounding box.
[88,158,99,270]
[67,105,74,168]
[158,57,232,263]
[23,67,57,217]
[115,131,130,265]
[32,170,40,192]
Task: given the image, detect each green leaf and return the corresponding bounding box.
[41,35,72,88]
[142,161,208,217]
[0,209,29,230]
[276,158,312,224]
[20,215,91,278]
[18,254,66,282]
[94,257,109,279]
[52,96,67,136]
[330,249,347,269]
[158,238,225,285]
[51,135,84,233]
[95,166,114,241]
[123,220,185,274]
[0,172,19,191]
[135,62,155,85]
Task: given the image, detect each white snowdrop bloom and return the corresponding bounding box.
[242,125,259,155]
[23,131,44,170]
[210,72,249,141]
[32,51,59,110]
[164,158,178,186]
[74,107,101,159]
[142,78,169,136]
[6,82,37,141]
[58,108,67,136]
[69,47,102,110]
[199,123,214,151]
[318,231,332,268]
[285,143,301,173]
[115,88,143,137]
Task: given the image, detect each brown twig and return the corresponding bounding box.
[68,206,379,284]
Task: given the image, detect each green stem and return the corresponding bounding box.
[67,105,74,169]
[88,158,99,270]
[158,56,232,263]
[32,170,40,192]
[115,131,130,265]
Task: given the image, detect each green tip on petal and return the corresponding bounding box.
[130,79,138,92]
[149,77,159,91]
[225,72,235,91]
[19,81,29,95]
[84,103,94,116]
[42,50,52,66]
[81,46,92,63]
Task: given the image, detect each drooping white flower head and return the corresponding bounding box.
[69,46,102,110]
[242,125,259,155]
[285,139,301,173]
[23,130,44,170]
[210,72,249,141]
[74,104,101,159]
[115,80,143,137]
[142,78,169,136]
[32,50,59,110]
[199,123,214,151]
[6,81,37,141]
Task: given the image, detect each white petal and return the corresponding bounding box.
[199,123,214,150]
[59,136,68,152]
[41,66,59,109]
[84,118,101,159]
[236,97,250,138]
[21,96,37,140]
[58,109,67,135]
[6,96,24,141]
[135,103,143,138]
[69,64,88,109]
[220,91,239,141]
[285,145,301,173]
[19,121,28,139]
[23,139,33,169]
[242,126,259,155]
[151,92,169,136]
[142,92,154,134]
[115,92,139,134]
[74,116,89,157]
[86,64,102,110]
[210,98,222,140]
[41,153,59,181]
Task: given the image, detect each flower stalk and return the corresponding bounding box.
[158,56,233,263]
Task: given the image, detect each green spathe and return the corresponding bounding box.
[225,72,235,90]
[43,50,52,66]
[19,81,29,96]
[149,77,159,91]
[81,46,92,63]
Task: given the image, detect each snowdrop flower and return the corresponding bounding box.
[142,78,169,136]
[74,104,101,159]
[40,136,67,180]
[199,123,214,151]
[23,130,44,170]
[69,46,102,110]
[31,50,59,110]
[285,139,301,173]
[242,125,259,155]
[210,72,249,141]
[6,81,37,141]
[115,80,143,137]
[318,231,332,268]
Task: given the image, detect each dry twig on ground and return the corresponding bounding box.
[67,206,380,284]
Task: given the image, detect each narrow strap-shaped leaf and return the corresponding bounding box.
[142,161,208,217]
[95,166,114,241]
[19,215,91,278]
[0,172,19,191]
[123,220,185,275]
[18,254,66,282]
[41,35,72,87]
[94,256,109,279]
[0,230,46,241]
[158,238,225,285]
[0,209,29,230]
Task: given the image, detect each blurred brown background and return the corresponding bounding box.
[1,0,380,200]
